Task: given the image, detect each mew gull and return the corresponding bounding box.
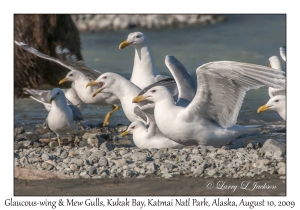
[257,53,286,120]
[15,41,120,126]
[133,61,286,147]
[119,31,178,96]
[46,88,83,145]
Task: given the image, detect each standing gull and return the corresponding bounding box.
[119,31,177,96]
[46,88,83,145]
[133,61,286,147]
[15,41,120,126]
[257,52,286,120]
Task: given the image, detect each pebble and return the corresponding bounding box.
[13,125,286,180]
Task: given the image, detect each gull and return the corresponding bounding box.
[257,53,286,120]
[133,61,286,147]
[15,41,120,126]
[120,121,185,149]
[46,88,83,145]
[119,31,178,96]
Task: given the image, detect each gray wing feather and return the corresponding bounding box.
[186,61,286,128]
[133,106,148,124]
[138,78,177,96]
[165,55,197,106]
[68,105,84,122]
[14,41,101,80]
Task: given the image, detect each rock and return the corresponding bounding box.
[70,158,84,167]
[87,134,106,148]
[162,172,173,179]
[59,151,68,159]
[115,124,128,133]
[278,167,286,175]
[14,127,25,136]
[261,139,285,157]
[193,163,206,176]
[49,141,59,148]
[132,152,148,162]
[42,153,53,161]
[41,162,54,171]
[98,157,108,166]
[160,162,174,171]
[69,164,78,171]
[22,132,39,141]
[123,170,135,178]
[88,166,97,175]
[207,169,216,176]
[99,142,113,151]
[113,159,127,167]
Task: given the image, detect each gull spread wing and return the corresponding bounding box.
[185,61,286,128]
[14,41,101,80]
[165,55,197,107]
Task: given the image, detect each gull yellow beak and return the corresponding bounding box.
[119,40,132,49]
[257,105,271,113]
[86,80,99,88]
[92,87,104,98]
[50,97,54,103]
[59,78,68,85]
[132,95,148,103]
[121,130,130,137]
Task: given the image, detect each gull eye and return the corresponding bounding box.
[275,100,279,102]
[151,90,156,93]
[131,126,135,129]
[135,35,141,38]
[103,76,107,79]
[69,74,73,76]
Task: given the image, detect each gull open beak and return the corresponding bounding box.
[92,87,104,98]
[121,130,130,137]
[119,40,132,49]
[86,80,99,88]
[59,78,68,85]
[132,95,148,103]
[257,105,271,113]
[50,97,54,103]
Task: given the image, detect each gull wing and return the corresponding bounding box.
[14,41,101,80]
[268,55,285,97]
[185,61,286,128]
[280,46,286,62]
[133,106,148,125]
[165,55,197,107]
[69,105,84,122]
[23,88,52,111]
[138,77,177,96]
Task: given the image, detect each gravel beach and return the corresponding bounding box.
[14,123,286,196]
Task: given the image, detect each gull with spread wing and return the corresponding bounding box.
[133,60,286,147]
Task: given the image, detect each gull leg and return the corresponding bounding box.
[103,105,119,127]
[57,136,61,146]
[78,122,85,130]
